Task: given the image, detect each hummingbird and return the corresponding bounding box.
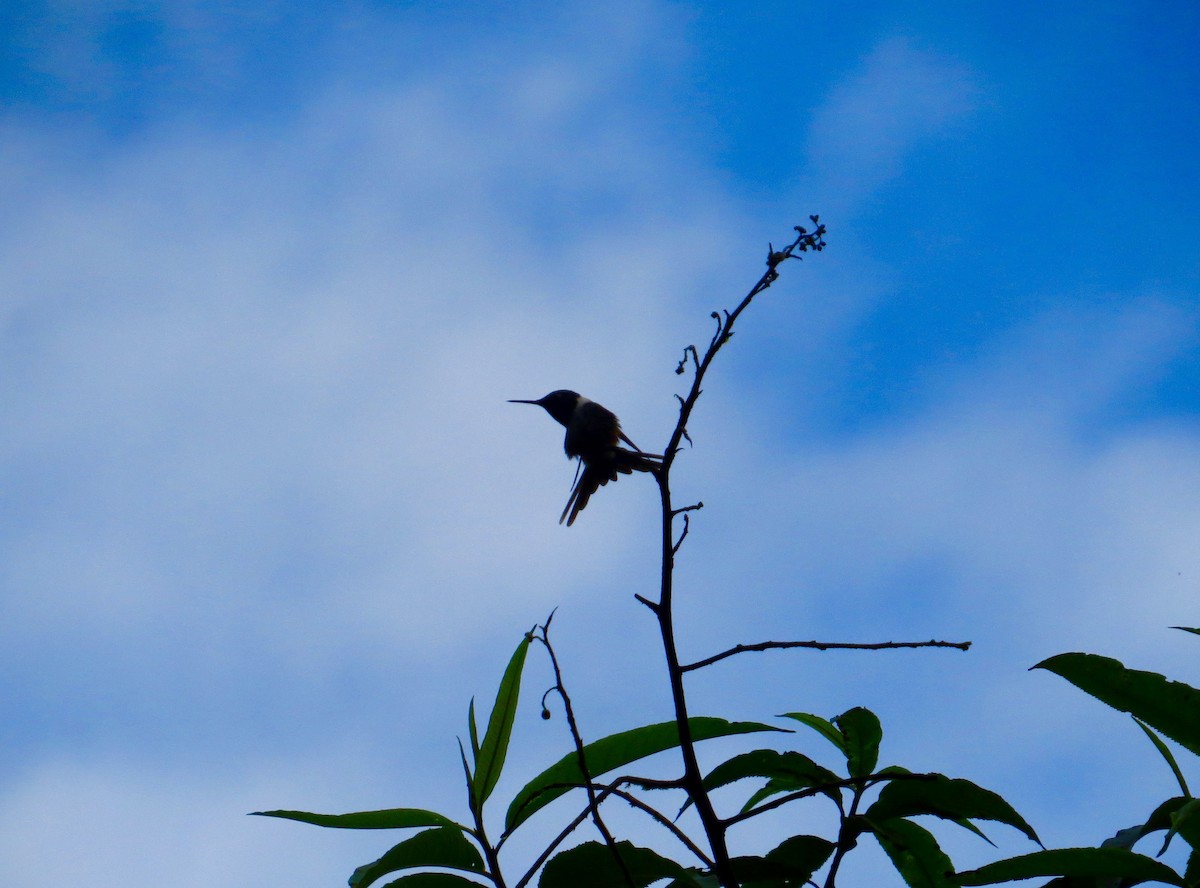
[509,390,662,526]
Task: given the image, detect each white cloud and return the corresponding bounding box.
[0,750,421,888]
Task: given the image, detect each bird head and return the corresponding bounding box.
[508,390,581,428]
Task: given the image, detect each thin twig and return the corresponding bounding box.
[532,619,635,888]
[672,514,691,555]
[513,783,621,888]
[823,778,865,888]
[682,638,972,672]
[512,775,696,888]
[599,784,715,867]
[722,771,938,828]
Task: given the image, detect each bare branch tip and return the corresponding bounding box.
[634,593,660,613]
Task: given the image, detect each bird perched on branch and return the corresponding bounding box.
[509,390,662,526]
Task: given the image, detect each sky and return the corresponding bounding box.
[2,1,1199,885]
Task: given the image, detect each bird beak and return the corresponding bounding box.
[508,399,540,405]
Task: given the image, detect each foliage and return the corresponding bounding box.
[955,631,1200,888]
[257,628,1039,888]
[255,223,1196,887]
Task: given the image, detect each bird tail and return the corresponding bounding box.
[614,446,664,474]
[560,448,662,526]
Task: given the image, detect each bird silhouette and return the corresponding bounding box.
[509,390,662,525]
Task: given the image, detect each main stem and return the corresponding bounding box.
[650,223,825,888]
[656,478,738,888]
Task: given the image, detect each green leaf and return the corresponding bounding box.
[759,834,835,885]
[955,848,1185,886]
[378,876,485,887]
[1185,847,1200,887]
[457,740,477,820]
[865,774,1040,845]
[1035,653,1200,757]
[474,633,533,806]
[780,712,846,756]
[467,698,480,761]
[250,808,464,831]
[505,718,783,833]
[688,749,842,816]
[1171,627,1200,637]
[834,707,883,779]
[1121,796,1189,857]
[1166,799,1200,852]
[538,841,691,888]
[1133,717,1191,797]
[729,853,818,888]
[664,874,718,888]
[741,771,845,815]
[1148,797,1191,832]
[871,818,956,888]
[350,828,485,888]
[707,837,836,888]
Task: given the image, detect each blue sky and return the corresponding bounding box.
[2,2,1199,885]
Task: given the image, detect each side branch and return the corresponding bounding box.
[682,638,972,672]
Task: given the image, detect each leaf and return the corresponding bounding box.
[741,771,845,815]
[780,712,846,756]
[686,749,842,816]
[760,834,835,885]
[1185,848,1200,888]
[865,774,1040,845]
[378,876,485,887]
[537,841,691,888]
[1146,797,1192,833]
[871,818,956,888]
[505,718,783,833]
[1165,799,1200,853]
[1171,627,1200,637]
[457,740,476,819]
[349,828,486,888]
[474,633,533,805]
[1034,653,1200,757]
[250,808,464,831]
[729,854,814,888]
[1133,717,1191,797]
[955,848,1185,887]
[834,707,883,779]
[664,874,718,888]
[467,698,480,761]
[1148,797,1193,855]
[685,845,834,888]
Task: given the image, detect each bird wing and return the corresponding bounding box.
[559,449,663,526]
[560,460,607,526]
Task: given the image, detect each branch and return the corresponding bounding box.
[532,619,635,888]
[514,783,621,888]
[662,219,826,472]
[634,593,659,613]
[682,638,972,672]
[722,771,938,828]
[649,219,826,888]
[512,775,701,888]
[672,514,691,556]
[598,783,714,868]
